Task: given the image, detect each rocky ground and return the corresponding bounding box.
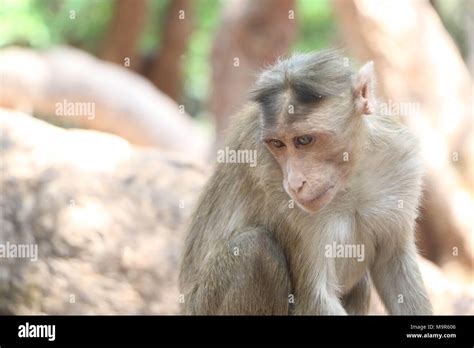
[1,109,472,314]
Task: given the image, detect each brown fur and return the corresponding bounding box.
[179,50,432,315]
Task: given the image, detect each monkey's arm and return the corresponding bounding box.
[370,242,432,315]
[184,227,291,315]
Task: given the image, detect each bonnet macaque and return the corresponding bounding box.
[179,50,432,315]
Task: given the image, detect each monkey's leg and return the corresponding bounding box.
[371,242,432,315]
[341,273,371,315]
[191,228,292,315]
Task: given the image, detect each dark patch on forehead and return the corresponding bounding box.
[257,91,323,129]
[285,99,319,125]
[292,81,328,104]
[251,49,352,128]
[253,86,284,127]
[253,85,330,128]
[252,81,330,109]
[254,85,332,128]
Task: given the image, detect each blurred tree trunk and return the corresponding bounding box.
[148,0,193,102]
[0,47,209,161]
[101,0,148,70]
[209,0,297,146]
[332,0,473,271]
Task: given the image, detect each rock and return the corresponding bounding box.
[0,109,207,314]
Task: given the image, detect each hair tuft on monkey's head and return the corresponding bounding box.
[251,49,353,127]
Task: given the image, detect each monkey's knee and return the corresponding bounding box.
[192,228,291,315]
[220,228,292,314]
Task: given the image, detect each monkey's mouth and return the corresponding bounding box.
[297,184,336,211]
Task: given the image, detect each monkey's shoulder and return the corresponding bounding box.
[349,117,423,232]
[365,115,422,180]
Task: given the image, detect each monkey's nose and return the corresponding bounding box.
[288,176,306,192]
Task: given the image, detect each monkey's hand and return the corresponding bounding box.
[342,273,371,315]
[303,286,348,315]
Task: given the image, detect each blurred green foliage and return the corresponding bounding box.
[294,0,336,52]
[435,0,470,59]
[0,0,337,116]
[0,0,113,51]
[182,0,221,117]
[0,0,469,117]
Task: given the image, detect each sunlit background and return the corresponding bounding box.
[0,0,472,315]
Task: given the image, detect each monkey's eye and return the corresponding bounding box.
[268,139,285,148]
[295,135,314,146]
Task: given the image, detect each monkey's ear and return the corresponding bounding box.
[353,61,376,115]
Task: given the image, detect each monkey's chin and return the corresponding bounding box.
[295,185,336,214]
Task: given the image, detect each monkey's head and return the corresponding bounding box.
[252,50,376,213]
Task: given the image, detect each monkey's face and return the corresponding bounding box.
[263,128,352,213]
[252,52,371,213]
